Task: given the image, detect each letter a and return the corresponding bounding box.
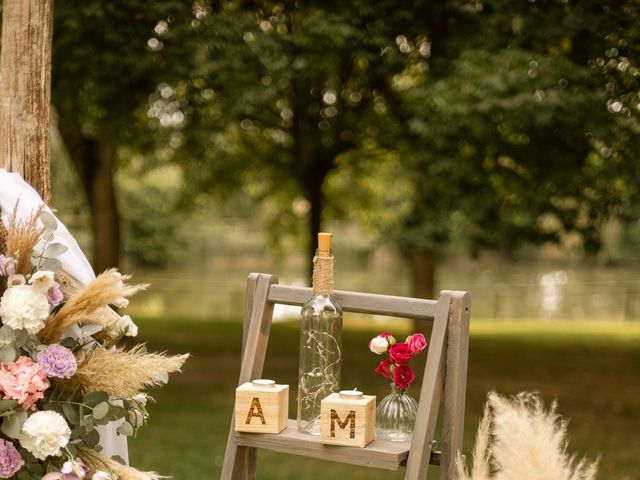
[245,397,267,425]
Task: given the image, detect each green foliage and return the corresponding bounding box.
[118,165,190,267]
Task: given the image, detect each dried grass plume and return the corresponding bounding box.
[78,448,167,480]
[39,268,147,344]
[57,345,189,398]
[5,203,43,275]
[456,392,599,480]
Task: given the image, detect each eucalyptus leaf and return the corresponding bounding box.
[0,345,17,364]
[92,402,110,421]
[116,421,134,437]
[81,428,100,448]
[13,329,29,349]
[83,391,109,408]
[0,400,18,414]
[80,324,103,337]
[62,402,81,425]
[39,210,58,235]
[39,257,62,272]
[0,326,18,347]
[1,410,27,439]
[43,242,69,258]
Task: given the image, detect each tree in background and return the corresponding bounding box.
[51,1,190,271]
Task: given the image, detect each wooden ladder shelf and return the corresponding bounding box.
[221,273,470,479]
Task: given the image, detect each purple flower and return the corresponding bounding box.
[61,458,90,480]
[48,283,64,306]
[37,344,77,378]
[0,438,24,478]
[0,256,15,277]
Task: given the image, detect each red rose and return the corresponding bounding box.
[374,359,393,378]
[407,333,427,354]
[389,343,413,365]
[393,364,415,389]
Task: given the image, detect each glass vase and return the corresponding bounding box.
[376,383,418,442]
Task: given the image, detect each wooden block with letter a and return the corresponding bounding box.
[235,379,289,434]
[320,391,376,447]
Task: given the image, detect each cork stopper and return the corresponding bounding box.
[312,232,334,294]
[317,232,332,258]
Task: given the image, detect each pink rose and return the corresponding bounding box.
[407,333,427,354]
[374,359,393,378]
[389,343,413,365]
[393,364,415,389]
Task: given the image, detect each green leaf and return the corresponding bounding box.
[0,400,18,414]
[39,210,58,236]
[39,258,62,272]
[81,428,100,448]
[43,242,69,258]
[116,421,134,436]
[0,325,18,345]
[1,410,27,439]
[62,402,80,425]
[107,405,127,421]
[0,345,17,363]
[83,391,109,408]
[92,402,110,421]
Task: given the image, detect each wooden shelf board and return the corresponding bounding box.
[234,419,440,471]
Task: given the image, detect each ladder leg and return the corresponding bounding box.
[439,291,471,480]
[220,274,278,479]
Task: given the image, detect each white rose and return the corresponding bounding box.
[0,284,50,334]
[29,270,55,293]
[368,335,389,354]
[118,314,138,337]
[19,411,70,460]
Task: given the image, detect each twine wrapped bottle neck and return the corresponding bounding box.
[312,254,334,294]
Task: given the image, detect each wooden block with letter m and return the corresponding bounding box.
[320,391,376,447]
[235,379,289,434]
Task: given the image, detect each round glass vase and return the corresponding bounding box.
[375,383,418,442]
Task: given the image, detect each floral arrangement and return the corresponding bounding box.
[0,205,188,479]
[368,331,427,389]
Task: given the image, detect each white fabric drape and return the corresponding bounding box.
[0,168,129,462]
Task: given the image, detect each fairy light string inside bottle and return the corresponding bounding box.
[297,232,343,435]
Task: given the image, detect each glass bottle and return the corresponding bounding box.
[297,232,343,435]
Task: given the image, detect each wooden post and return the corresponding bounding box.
[0,0,54,203]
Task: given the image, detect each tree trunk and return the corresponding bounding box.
[0,0,54,203]
[57,112,120,271]
[410,249,436,337]
[303,174,324,280]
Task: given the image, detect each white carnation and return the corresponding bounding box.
[19,411,71,460]
[0,284,50,334]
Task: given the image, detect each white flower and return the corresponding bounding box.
[133,393,148,406]
[0,284,50,334]
[118,314,138,337]
[29,270,55,293]
[7,274,26,287]
[368,335,389,354]
[92,472,113,480]
[19,411,70,460]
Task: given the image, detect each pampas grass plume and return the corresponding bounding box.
[5,204,43,275]
[57,345,189,398]
[39,268,147,343]
[79,449,167,480]
[456,392,598,480]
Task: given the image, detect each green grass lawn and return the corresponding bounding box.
[127,319,640,479]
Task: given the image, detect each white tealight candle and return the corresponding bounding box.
[339,389,363,400]
[252,379,276,388]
